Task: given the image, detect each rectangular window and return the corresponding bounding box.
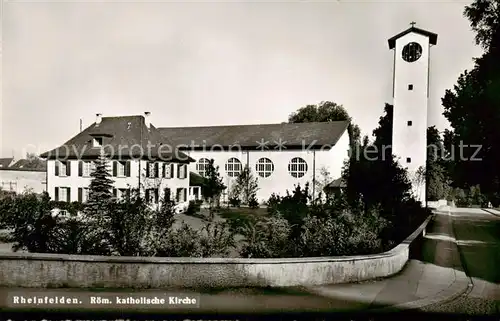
[148,162,156,178]
[164,163,172,178]
[176,188,183,202]
[59,187,68,202]
[408,84,413,90]
[117,161,125,177]
[117,188,129,200]
[83,188,89,202]
[59,161,67,177]
[154,189,159,203]
[406,157,412,163]
[83,161,92,176]
[179,164,187,179]
[407,121,412,126]
[146,188,158,203]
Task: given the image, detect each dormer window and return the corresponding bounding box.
[93,137,103,147]
[89,132,112,148]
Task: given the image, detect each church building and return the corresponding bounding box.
[39,24,437,208]
[158,121,350,204]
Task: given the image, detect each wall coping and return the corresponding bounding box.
[0,215,433,265]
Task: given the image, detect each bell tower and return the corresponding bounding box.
[388,23,438,204]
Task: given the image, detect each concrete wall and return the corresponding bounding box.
[185,130,350,203]
[427,199,447,209]
[0,170,46,194]
[0,215,432,289]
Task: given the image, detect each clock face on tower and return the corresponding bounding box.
[402,42,422,62]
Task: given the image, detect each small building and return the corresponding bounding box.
[0,158,14,169]
[189,171,204,201]
[323,178,346,200]
[0,158,47,194]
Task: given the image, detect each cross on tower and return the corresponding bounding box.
[410,21,416,28]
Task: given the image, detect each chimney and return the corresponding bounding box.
[80,118,83,132]
[144,112,151,129]
[96,113,102,125]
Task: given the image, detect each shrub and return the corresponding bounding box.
[199,221,235,257]
[248,193,259,209]
[239,215,292,258]
[50,201,85,216]
[275,184,311,237]
[52,217,110,255]
[266,193,281,215]
[294,209,386,257]
[387,198,431,244]
[105,196,154,256]
[155,222,203,257]
[5,192,61,253]
[186,200,202,216]
[229,197,241,208]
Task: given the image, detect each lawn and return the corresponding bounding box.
[217,206,269,233]
[218,206,268,219]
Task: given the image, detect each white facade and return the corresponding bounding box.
[391,29,436,204]
[184,129,350,203]
[0,170,46,194]
[46,159,190,206]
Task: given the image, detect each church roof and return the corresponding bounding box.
[40,115,194,162]
[388,26,438,49]
[157,121,349,150]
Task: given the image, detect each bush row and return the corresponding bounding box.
[0,183,429,258]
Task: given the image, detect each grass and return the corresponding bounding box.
[217,206,269,233]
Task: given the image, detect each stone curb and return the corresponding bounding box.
[481,208,500,218]
[370,209,471,312]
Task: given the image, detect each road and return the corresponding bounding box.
[420,208,500,315]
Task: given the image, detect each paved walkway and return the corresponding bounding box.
[306,208,470,312]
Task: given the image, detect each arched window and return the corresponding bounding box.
[225,157,242,177]
[196,158,210,177]
[256,158,274,178]
[288,157,308,178]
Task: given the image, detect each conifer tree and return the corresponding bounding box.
[235,165,259,205]
[84,150,115,217]
[201,159,226,220]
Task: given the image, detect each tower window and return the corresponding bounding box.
[407,121,412,126]
[406,157,412,163]
[408,84,413,90]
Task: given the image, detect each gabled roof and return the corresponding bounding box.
[190,171,205,186]
[40,115,194,162]
[388,26,438,49]
[324,178,346,189]
[157,121,349,150]
[8,159,47,172]
[0,158,14,168]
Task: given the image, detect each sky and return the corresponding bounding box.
[0,0,484,159]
